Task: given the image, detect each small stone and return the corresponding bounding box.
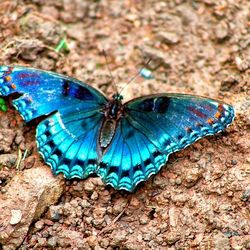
[47,236,58,248]
[214,232,230,250]
[80,199,91,208]
[220,76,239,91]
[91,191,99,200]
[215,21,229,41]
[169,207,178,227]
[34,220,45,231]
[140,45,171,69]
[84,179,95,192]
[165,231,181,245]
[235,56,249,72]
[111,229,128,245]
[92,218,106,229]
[0,129,16,153]
[0,154,17,168]
[113,198,127,215]
[241,186,250,201]
[184,167,203,187]
[9,210,22,225]
[157,31,180,45]
[16,39,45,61]
[93,207,106,219]
[47,205,62,221]
[139,214,149,225]
[37,237,47,247]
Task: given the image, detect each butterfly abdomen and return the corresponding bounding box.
[99,95,124,149]
[99,119,116,148]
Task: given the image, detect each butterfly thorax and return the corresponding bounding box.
[99,93,124,150]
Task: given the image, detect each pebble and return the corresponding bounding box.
[47,236,58,248]
[157,31,180,45]
[34,220,45,231]
[215,21,229,41]
[9,209,22,225]
[235,56,249,72]
[16,39,45,61]
[241,186,250,201]
[0,154,17,168]
[112,198,127,215]
[84,179,95,192]
[139,214,149,225]
[184,168,203,187]
[140,45,171,68]
[214,232,230,250]
[0,129,16,153]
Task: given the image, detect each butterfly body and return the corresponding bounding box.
[0,65,235,191]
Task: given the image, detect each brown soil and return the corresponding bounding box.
[0,0,249,249]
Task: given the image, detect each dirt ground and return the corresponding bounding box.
[0,0,249,249]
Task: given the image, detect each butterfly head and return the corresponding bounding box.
[112,93,123,101]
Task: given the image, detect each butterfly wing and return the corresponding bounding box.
[0,65,107,178]
[97,93,234,191]
[125,94,234,153]
[97,118,167,191]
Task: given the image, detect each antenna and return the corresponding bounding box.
[119,58,152,95]
[102,49,119,94]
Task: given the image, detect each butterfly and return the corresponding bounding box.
[0,65,235,191]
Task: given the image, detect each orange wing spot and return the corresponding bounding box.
[11,84,16,89]
[218,104,224,112]
[207,118,214,124]
[6,67,13,75]
[5,75,12,82]
[215,111,222,119]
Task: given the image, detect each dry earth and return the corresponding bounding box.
[0,0,249,249]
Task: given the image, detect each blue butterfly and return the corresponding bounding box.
[0,66,235,191]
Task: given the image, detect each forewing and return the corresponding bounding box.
[0,65,108,178]
[0,65,107,121]
[125,93,235,153]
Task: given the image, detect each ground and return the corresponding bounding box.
[0,0,249,249]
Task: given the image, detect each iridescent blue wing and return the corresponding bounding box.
[0,65,107,178]
[97,118,167,191]
[125,94,234,153]
[97,94,234,191]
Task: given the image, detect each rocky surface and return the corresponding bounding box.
[0,0,249,249]
[0,166,65,250]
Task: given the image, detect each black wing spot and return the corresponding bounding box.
[63,81,95,101]
[177,135,183,140]
[162,139,171,148]
[154,97,170,113]
[121,169,130,178]
[125,128,135,139]
[75,159,85,166]
[99,162,107,169]
[138,98,154,112]
[44,130,51,138]
[62,157,71,166]
[134,164,142,172]
[48,140,56,149]
[53,148,63,158]
[107,165,118,175]
[137,97,170,113]
[87,159,96,165]
[144,158,152,166]
[62,81,70,96]
[75,85,94,100]
[152,151,161,158]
